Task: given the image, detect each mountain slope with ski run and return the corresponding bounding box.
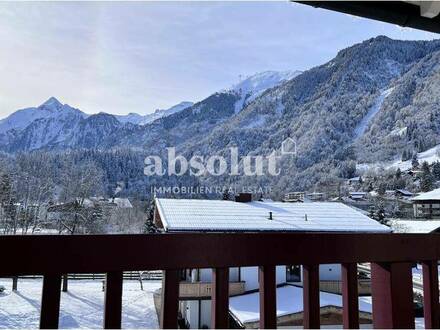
[2,36,440,193]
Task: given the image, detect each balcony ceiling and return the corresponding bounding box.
[295,1,440,33]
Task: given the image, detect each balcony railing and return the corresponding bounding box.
[179,281,245,298]
[1,233,439,329]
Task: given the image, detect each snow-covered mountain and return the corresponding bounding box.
[0,97,87,134]
[113,101,194,125]
[0,69,297,152]
[140,101,194,125]
[5,36,440,194]
[227,70,301,113]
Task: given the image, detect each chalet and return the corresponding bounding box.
[412,188,440,218]
[306,192,326,202]
[283,191,305,203]
[395,189,414,198]
[154,195,389,328]
[346,176,362,185]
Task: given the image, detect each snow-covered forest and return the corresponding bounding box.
[2,36,440,233]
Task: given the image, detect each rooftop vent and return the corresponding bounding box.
[235,193,252,203]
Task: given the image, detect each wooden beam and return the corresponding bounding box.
[40,274,62,329]
[422,260,440,329]
[259,265,276,329]
[104,271,123,329]
[303,264,320,329]
[160,270,180,329]
[211,267,229,329]
[341,263,359,329]
[1,233,440,275]
[371,262,414,329]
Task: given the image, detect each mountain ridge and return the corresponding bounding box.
[2,36,440,194]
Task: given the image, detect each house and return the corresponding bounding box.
[349,191,367,200]
[154,195,390,328]
[405,169,423,177]
[229,285,373,328]
[306,192,326,202]
[412,188,440,218]
[283,192,305,203]
[389,220,440,233]
[346,176,362,185]
[385,190,396,197]
[47,197,133,228]
[395,189,413,198]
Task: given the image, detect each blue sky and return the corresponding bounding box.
[0,1,437,118]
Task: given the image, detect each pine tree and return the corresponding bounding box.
[144,201,157,234]
[402,149,408,161]
[420,161,434,192]
[432,161,440,180]
[377,182,386,196]
[412,153,419,169]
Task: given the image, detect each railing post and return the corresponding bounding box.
[12,276,18,291]
[422,260,439,329]
[104,271,123,329]
[303,264,320,329]
[62,274,68,292]
[371,262,414,329]
[160,269,180,329]
[259,265,277,329]
[342,263,359,329]
[211,267,229,329]
[40,274,62,329]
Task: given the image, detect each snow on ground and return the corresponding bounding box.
[229,285,372,324]
[354,87,394,139]
[358,143,440,172]
[0,279,161,329]
[229,70,301,114]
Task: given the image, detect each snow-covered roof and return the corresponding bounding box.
[412,188,440,201]
[111,198,133,208]
[82,197,132,208]
[390,220,440,233]
[396,189,413,196]
[229,285,373,324]
[155,199,390,233]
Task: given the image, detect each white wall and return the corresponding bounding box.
[200,300,211,328]
[184,300,200,329]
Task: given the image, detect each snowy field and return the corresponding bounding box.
[358,143,440,172]
[0,279,161,329]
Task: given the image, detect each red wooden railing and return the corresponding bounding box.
[1,233,439,329]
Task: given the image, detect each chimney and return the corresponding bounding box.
[235,193,252,203]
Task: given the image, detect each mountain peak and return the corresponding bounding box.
[40,97,62,108]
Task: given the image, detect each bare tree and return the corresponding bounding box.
[57,161,105,235]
